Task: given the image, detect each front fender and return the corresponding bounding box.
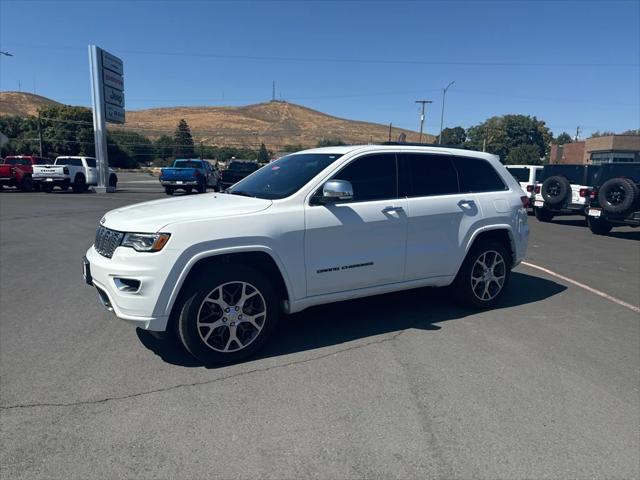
[153,241,295,319]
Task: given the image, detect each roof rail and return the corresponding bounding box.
[379,141,469,150]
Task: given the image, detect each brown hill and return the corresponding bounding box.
[0,91,61,117]
[0,92,434,148]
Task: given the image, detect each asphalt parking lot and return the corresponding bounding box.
[1,171,639,479]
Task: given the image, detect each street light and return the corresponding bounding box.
[438,81,455,144]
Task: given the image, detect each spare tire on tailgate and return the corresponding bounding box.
[541,175,571,206]
[598,177,639,214]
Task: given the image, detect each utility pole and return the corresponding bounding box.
[415,100,432,143]
[37,111,44,157]
[272,81,276,102]
[388,123,392,141]
[438,81,455,144]
[200,141,204,159]
[575,126,581,142]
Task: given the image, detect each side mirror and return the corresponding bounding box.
[322,179,354,202]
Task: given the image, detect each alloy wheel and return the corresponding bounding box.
[470,250,506,301]
[196,281,267,352]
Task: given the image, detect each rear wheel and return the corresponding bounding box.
[176,265,279,365]
[19,176,33,192]
[588,216,612,235]
[108,174,118,190]
[534,206,554,222]
[72,174,86,193]
[165,186,174,195]
[453,240,511,309]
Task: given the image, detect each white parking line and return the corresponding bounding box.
[522,261,640,314]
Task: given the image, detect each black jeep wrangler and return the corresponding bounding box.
[586,163,640,235]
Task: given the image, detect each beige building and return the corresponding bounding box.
[550,134,640,165]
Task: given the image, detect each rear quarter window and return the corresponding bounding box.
[452,156,507,193]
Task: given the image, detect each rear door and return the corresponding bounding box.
[304,153,407,296]
[400,153,481,280]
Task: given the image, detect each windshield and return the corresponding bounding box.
[227,153,343,199]
[3,158,21,165]
[174,160,203,169]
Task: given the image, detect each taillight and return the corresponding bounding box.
[590,188,598,200]
[63,167,69,174]
[534,185,541,194]
[520,196,529,208]
[526,185,534,192]
[579,188,589,197]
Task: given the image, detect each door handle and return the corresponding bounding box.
[382,206,403,212]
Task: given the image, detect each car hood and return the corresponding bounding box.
[102,193,272,232]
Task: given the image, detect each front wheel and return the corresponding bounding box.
[176,265,280,365]
[588,216,612,235]
[453,240,511,309]
[72,175,86,193]
[534,206,554,222]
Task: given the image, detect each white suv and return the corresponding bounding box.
[83,145,529,364]
[533,164,598,222]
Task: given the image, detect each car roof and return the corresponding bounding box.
[295,144,499,161]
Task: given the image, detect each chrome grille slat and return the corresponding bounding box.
[94,226,124,258]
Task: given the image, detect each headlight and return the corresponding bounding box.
[121,232,171,252]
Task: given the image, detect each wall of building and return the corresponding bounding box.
[550,135,640,164]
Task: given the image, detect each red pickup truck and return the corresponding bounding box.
[0,155,51,192]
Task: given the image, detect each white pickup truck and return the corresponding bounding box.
[33,156,117,193]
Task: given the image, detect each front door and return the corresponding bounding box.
[305,153,407,296]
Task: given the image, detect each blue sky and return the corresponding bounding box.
[1,0,638,138]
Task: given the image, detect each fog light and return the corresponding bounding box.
[114,277,141,293]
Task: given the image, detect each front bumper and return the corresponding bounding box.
[84,244,180,331]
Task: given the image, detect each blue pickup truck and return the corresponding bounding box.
[159,159,221,195]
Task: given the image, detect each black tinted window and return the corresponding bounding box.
[401,153,459,197]
[85,158,97,167]
[334,153,397,202]
[507,167,530,183]
[453,156,507,193]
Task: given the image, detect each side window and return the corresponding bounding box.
[400,153,459,197]
[452,156,507,193]
[85,158,97,168]
[333,153,397,202]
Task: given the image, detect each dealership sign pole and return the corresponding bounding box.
[88,45,125,193]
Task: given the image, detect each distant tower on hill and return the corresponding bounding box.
[272,81,276,102]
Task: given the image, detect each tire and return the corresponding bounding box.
[541,175,571,206]
[598,177,638,214]
[534,206,554,222]
[72,174,86,193]
[176,264,280,365]
[197,181,206,194]
[19,176,33,192]
[165,186,174,196]
[42,184,54,193]
[453,240,511,309]
[109,174,118,190]
[587,216,613,235]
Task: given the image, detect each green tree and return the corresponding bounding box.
[154,135,174,164]
[466,115,552,163]
[257,143,270,163]
[316,138,346,147]
[440,126,466,146]
[173,119,195,158]
[505,144,543,165]
[555,132,573,145]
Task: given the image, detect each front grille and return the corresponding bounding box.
[94,226,124,258]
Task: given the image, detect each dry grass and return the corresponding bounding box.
[1,92,435,148]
